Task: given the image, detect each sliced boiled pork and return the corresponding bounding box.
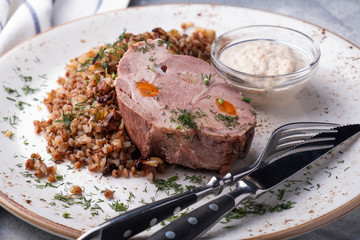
[115,39,256,173]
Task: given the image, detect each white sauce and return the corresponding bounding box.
[218,39,312,105]
[220,40,299,76]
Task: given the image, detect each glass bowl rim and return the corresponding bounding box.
[211,25,321,80]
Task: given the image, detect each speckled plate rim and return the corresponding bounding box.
[0,3,359,240]
[0,191,80,239]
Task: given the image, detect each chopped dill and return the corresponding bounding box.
[16,101,31,110]
[56,111,76,132]
[118,28,127,42]
[54,193,75,204]
[276,189,286,200]
[3,114,19,127]
[176,108,206,130]
[3,86,20,96]
[210,110,239,128]
[35,182,64,189]
[109,200,128,212]
[185,185,196,191]
[222,199,296,223]
[20,171,34,178]
[135,45,151,53]
[160,104,169,110]
[184,175,203,184]
[21,85,40,95]
[74,99,89,110]
[153,176,183,196]
[81,57,93,67]
[157,39,165,46]
[21,75,32,82]
[177,109,198,129]
[127,192,135,204]
[149,55,156,62]
[38,74,48,79]
[56,175,64,181]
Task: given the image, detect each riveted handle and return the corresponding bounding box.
[100,190,199,240]
[148,194,236,240]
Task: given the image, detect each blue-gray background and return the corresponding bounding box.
[1,0,359,239]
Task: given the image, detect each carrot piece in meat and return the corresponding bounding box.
[136,82,160,97]
[215,98,237,115]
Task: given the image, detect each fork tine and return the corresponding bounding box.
[267,134,336,164]
[274,123,338,151]
[279,123,338,136]
[233,122,340,182]
[276,133,337,150]
[282,139,335,157]
[262,123,339,164]
[278,133,322,144]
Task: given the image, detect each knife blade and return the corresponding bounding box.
[77,122,339,240]
[148,124,360,240]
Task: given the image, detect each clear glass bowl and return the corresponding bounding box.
[211,25,321,106]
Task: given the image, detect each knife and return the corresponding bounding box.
[77,122,338,240]
[148,124,360,240]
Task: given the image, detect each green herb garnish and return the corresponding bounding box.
[3,86,20,96]
[109,200,128,212]
[127,192,135,204]
[56,175,64,181]
[21,85,39,95]
[56,111,76,132]
[242,96,252,103]
[201,73,211,85]
[157,39,165,46]
[3,114,19,127]
[177,109,198,130]
[21,75,32,82]
[118,28,127,42]
[184,175,203,184]
[134,40,155,54]
[210,110,239,128]
[176,108,207,130]
[35,182,64,189]
[222,199,296,223]
[153,176,184,196]
[74,99,89,110]
[16,101,31,110]
[149,55,156,62]
[276,189,286,200]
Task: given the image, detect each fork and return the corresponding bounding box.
[149,123,360,240]
[78,122,338,240]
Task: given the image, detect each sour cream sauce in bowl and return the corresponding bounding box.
[211,26,321,106]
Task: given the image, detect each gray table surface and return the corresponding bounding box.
[1,0,360,239]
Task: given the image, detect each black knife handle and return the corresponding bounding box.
[148,194,236,240]
[147,180,255,240]
[100,189,199,239]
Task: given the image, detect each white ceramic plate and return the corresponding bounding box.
[1,4,360,240]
